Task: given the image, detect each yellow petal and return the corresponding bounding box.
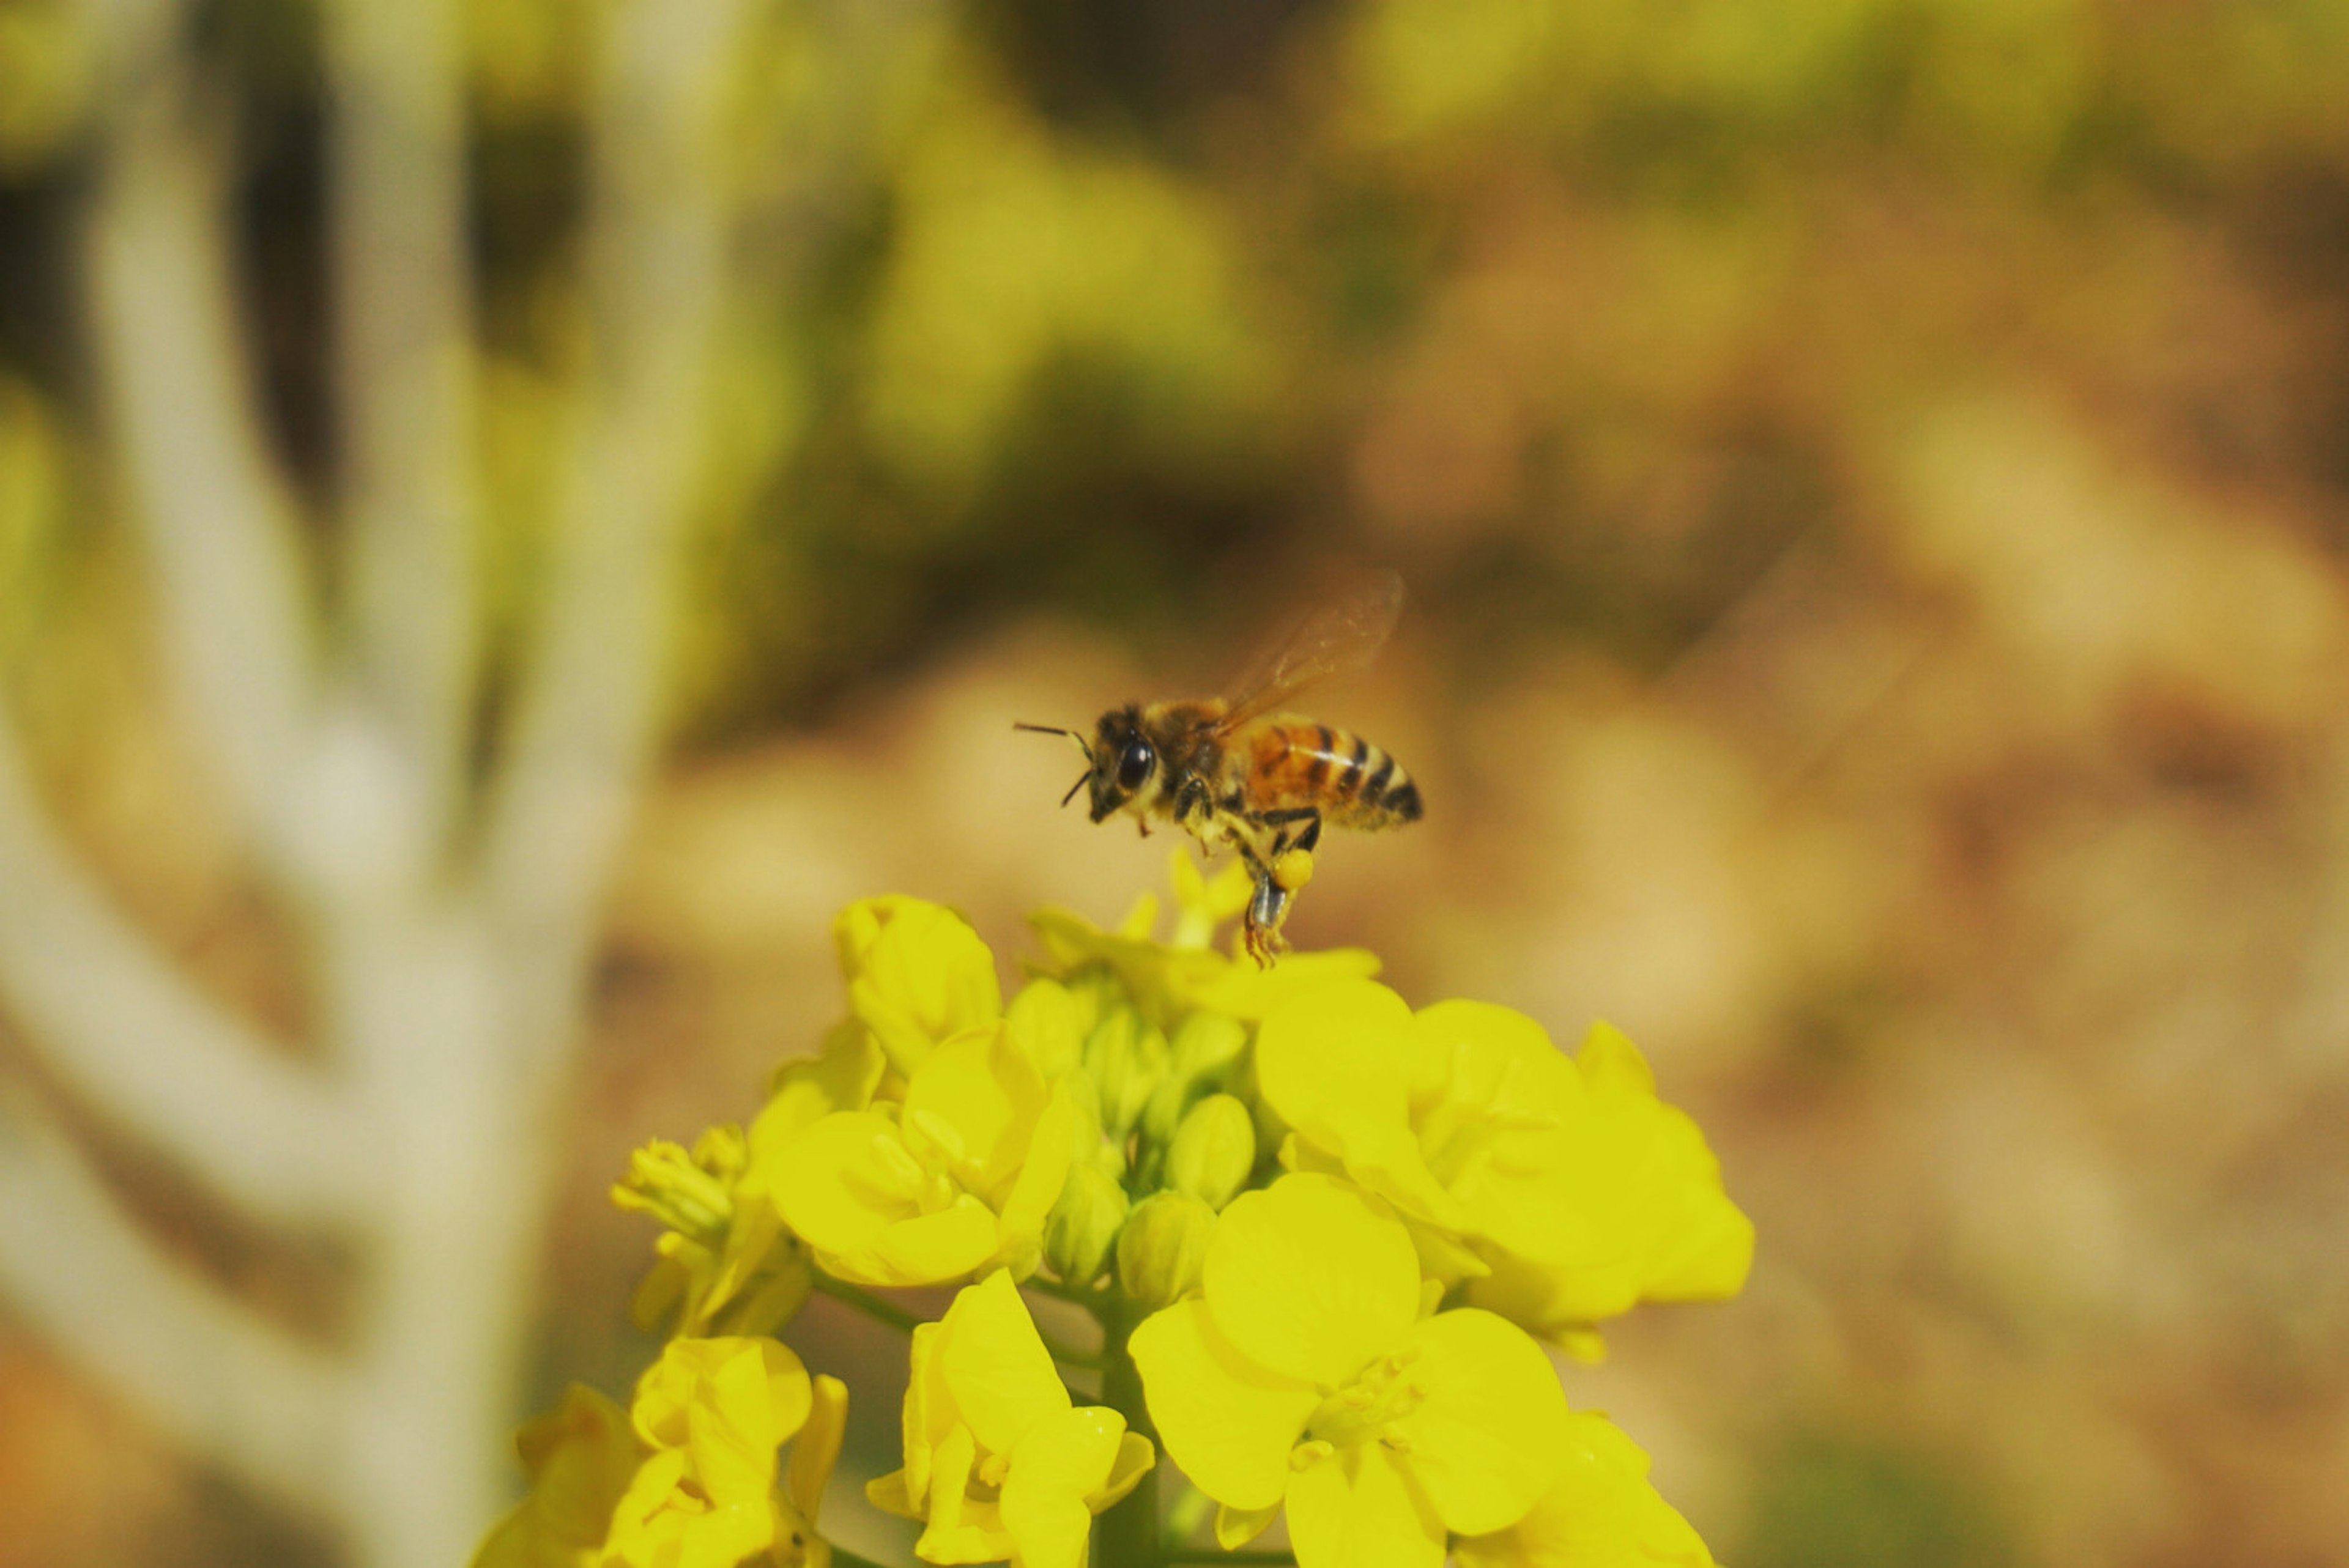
[1386,1309,1571,1535]
[787,1374,850,1524]
[995,1080,1082,1254]
[915,1424,1017,1565]
[1004,978,1086,1080]
[1087,1431,1157,1512]
[1285,1440,1444,1568]
[867,1468,920,1520]
[1214,1501,1279,1550]
[1452,1411,1717,1568]
[840,898,1003,1077]
[471,1385,642,1568]
[770,1112,915,1257]
[631,1337,811,1458]
[1127,1298,1316,1511]
[749,1019,886,1169]
[904,1322,946,1507]
[1000,1407,1128,1568]
[1574,1021,1655,1095]
[904,1026,1045,1196]
[864,1198,1003,1287]
[1204,1174,1420,1388]
[937,1271,1070,1456]
[1255,985,1463,1226]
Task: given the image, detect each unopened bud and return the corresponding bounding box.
[1167,1094,1256,1211]
[1140,1011,1252,1150]
[1044,1163,1130,1288]
[1116,1193,1215,1309]
[1086,1009,1167,1141]
[1005,978,1085,1080]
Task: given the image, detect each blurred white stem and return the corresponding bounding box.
[0,700,379,1230]
[0,1078,344,1512]
[482,0,749,999]
[85,45,319,882]
[333,4,755,1564]
[325,0,480,838]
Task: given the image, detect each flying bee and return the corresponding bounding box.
[1018,570,1423,966]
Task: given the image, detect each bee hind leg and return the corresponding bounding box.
[1244,870,1292,968]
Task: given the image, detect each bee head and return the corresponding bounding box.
[1013,711,1157,821]
[1085,705,1158,822]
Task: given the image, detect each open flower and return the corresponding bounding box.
[1130,1174,1573,1568]
[867,1271,1155,1567]
[1453,1411,1717,1568]
[1253,980,1753,1347]
[836,896,1004,1077]
[472,1385,645,1568]
[605,1336,822,1568]
[770,1024,1080,1286]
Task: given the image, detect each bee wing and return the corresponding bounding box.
[1216,568,1405,731]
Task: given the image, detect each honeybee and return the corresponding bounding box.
[1019,570,1423,966]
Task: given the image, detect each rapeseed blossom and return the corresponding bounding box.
[1252,977,1753,1352]
[1131,1174,1573,1568]
[867,1271,1154,1566]
[480,852,1753,1568]
[472,1337,844,1568]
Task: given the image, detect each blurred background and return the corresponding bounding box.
[6,0,2349,1565]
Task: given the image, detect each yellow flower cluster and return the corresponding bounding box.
[477,851,1751,1568]
[473,1336,847,1568]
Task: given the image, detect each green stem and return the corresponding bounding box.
[1093,1295,1162,1568]
[809,1271,924,1335]
[826,1546,905,1568]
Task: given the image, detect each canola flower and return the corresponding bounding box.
[477,852,1751,1568]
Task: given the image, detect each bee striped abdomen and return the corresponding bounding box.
[1245,720,1422,829]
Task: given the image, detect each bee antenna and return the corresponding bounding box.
[1014,721,1093,762]
[1059,770,1089,808]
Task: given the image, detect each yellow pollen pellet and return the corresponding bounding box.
[1272,847,1315,892]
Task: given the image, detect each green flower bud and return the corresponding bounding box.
[1116,1192,1216,1310]
[1004,978,1087,1080]
[1168,1010,1248,1087]
[1044,1163,1130,1288]
[1166,1093,1256,1211]
[1086,1008,1167,1142]
[1138,1010,1252,1153]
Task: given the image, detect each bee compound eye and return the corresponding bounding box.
[1118,739,1154,791]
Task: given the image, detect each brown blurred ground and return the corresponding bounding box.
[9,1,2349,1564]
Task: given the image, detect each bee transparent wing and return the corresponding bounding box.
[1216,568,1405,730]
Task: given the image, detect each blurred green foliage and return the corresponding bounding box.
[7,0,2349,733]
[1743,1431,2019,1568]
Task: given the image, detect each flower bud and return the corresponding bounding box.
[1169,1010,1249,1087]
[1138,1010,1251,1150]
[1166,1094,1256,1211]
[1005,978,1085,1080]
[1044,1163,1130,1287]
[1116,1193,1215,1309]
[1086,1008,1167,1142]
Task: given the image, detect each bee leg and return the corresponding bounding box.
[1244,868,1292,968]
[1172,775,1214,830]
